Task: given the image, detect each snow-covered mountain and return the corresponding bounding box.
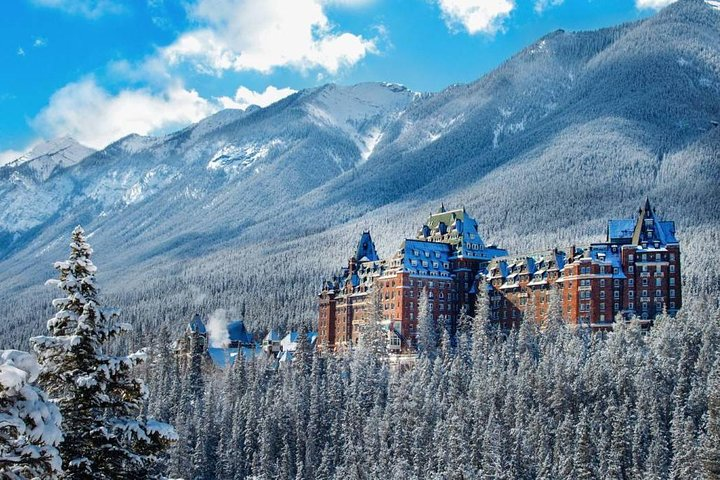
[0,0,718,337]
[4,137,94,181]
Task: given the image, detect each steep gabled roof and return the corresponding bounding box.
[608,199,678,246]
[187,314,206,335]
[355,230,379,262]
[228,320,254,344]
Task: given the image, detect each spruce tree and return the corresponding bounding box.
[30,226,176,479]
[0,350,63,480]
[701,363,720,478]
[416,288,436,357]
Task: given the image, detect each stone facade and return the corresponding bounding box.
[485,199,681,329]
[319,200,682,351]
[319,206,508,351]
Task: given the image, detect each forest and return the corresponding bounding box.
[2,227,719,479]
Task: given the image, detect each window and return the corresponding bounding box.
[628,266,634,274]
[614,291,620,299]
[656,302,663,310]
[629,279,634,287]
[655,278,661,287]
[600,314,606,322]
[670,278,675,286]
[656,254,661,261]
[670,289,676,298]
[642,302,648,311]
[670,302,675,309]
[670,265,676,273]
[629,254,634,262]
[629,291,634,299]
[600,279,605,287]
[642,290,648,297]
[600,291,606,299]
[600,302,606,310]
[642,278,648,286]
[670,253,675,261]
[614,303,620,311]
[613,267,619,275]
[614,279,620,287]
[629,302,634,310]
[655,291,662,297]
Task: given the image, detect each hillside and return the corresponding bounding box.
[0,0,718,345]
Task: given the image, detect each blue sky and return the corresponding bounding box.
[0,0,672,161]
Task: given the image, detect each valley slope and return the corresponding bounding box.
[1,0,718,344]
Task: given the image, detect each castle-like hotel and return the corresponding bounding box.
[318,200,681,352]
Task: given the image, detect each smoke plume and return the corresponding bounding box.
[207,308,230,348]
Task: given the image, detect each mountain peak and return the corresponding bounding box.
[5,137,95,180]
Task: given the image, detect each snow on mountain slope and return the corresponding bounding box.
[0,0,718,336]
[4,137,95,181]
[0,81,416,255]
[301,83,417,161]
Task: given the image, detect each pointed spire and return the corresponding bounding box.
[644,197,652,214]
[439,202,446,213]
[355,230,379,262]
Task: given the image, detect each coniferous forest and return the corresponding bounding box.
[3,226,720,479]
[2,1,720,478]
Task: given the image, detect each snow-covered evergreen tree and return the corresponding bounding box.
[415,289,436,358]
[29,226,176,479]
[0,350,63,480]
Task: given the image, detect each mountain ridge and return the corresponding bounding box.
[0,0,718,340]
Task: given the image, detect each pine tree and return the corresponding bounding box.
[30,226,176,479]
[294,322,313,374]
[358,290,387,359]
[700,363,720,478]
[0,350,63,480]
[416,288,436,357]
[573,408,595,480]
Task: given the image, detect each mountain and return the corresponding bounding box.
[3,137,94,180]
[0,0,718,344]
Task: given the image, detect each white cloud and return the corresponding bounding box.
[161,0,377,74]
[30,0,123,18]
[33,37,48,48]
[322,0,376,6]
[217,85,297,110]
[17,48,25,56]
[534,0,563,14]
[436,0,515,35]
[32,78,217,149]
[0,149,26,166]
[635,0,676,9]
